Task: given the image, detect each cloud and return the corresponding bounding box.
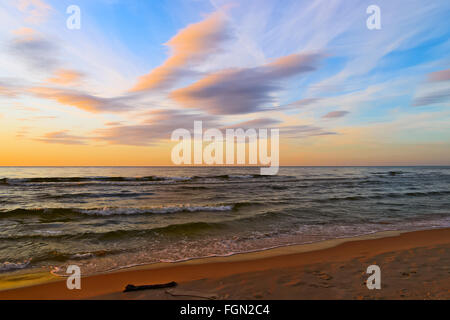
[303,1,446,97]
[276,98,321,111]
[46,69,84,85]
[0,76,32,98]
[15,0,52,24]
[224,118,282,130]
[281,124,337,138]
[171,53,322,115]
[428,69,450,82]
[104,121,122,126]
[35,131,87,145]
[0,84,18,97]
[11,27,36,40]
[9,31,59,71]
[412,89,450,106]
[16,126,30,138]
[94,109,219,146]
[94,111,332,146]
[322,110,350,119]
[16,106,40,112]
[28,87,134,113]
[281,125,337,138]
[130,11,230,92]
[17,115,57,122]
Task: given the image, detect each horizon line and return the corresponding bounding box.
[1,165,449,168]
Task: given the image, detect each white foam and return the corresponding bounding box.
[78,205,234,216]
[71,253,94,259]
[227,175,254,179]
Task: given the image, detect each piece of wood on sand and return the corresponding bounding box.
[123,281,177,292]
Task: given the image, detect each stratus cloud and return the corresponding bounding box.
[130,12,229,92]
[224,118,282,130]
[9,30,59,71]
[413,89,450,106]
[16,127,30,138]
[16,0,52,24]
[276,98,321,111]
[170,53,321,115]
[322,111,350,119]
[28,87,133,113]
[46,69,84,85]
[428,69,450,82]
[94,109,219,146]
[281,125,337,138]
[35,131,87,145]
[0,84,18,97]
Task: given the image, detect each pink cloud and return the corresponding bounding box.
[322,111,350,119]
[428,69,450,82]
[130,11,230,92]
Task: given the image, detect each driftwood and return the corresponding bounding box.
[123,281,177,292]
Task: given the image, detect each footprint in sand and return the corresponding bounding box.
[313,271,333,281]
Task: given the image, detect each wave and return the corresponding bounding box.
[78,205,234,216]
[192,174,281,180]
[0,174,280,188]
[369,170,406,176]
[0,204,236,219]
[1,175,191,184]
[41,191,154,200]
[0,174,272,184]
[0,260,30,272]
[0,249,120,271]
[0,220,229,242]
[317,190,450,202]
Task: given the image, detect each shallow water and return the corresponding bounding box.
[0,166,449,275]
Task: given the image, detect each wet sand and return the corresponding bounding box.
[0,228,449,300]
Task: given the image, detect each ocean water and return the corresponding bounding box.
[0,166,449,275]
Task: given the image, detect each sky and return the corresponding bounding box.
[0,0,449,166]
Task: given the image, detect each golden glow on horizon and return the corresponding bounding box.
[2,125,449,166]
[1,1,449,166]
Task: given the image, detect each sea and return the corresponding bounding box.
[0,166,449,275]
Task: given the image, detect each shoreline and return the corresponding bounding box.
[0,228,410,290]
[0,227,449,299]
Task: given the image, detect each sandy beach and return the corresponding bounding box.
[0,227,449,300]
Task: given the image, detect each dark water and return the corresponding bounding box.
[0,166,449,275]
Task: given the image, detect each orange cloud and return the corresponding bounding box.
[11,27,37,40]
[130,11,229,92]
[0,85,18,97]
[46,69,84,85]
[28,87,132,113]
[35,131,88,145]
[16,0,52,24]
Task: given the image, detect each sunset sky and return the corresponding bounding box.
[1,0,449,166]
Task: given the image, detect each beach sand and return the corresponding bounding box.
[0,228,449,300]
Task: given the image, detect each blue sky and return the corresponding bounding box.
[0,0,449,165]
